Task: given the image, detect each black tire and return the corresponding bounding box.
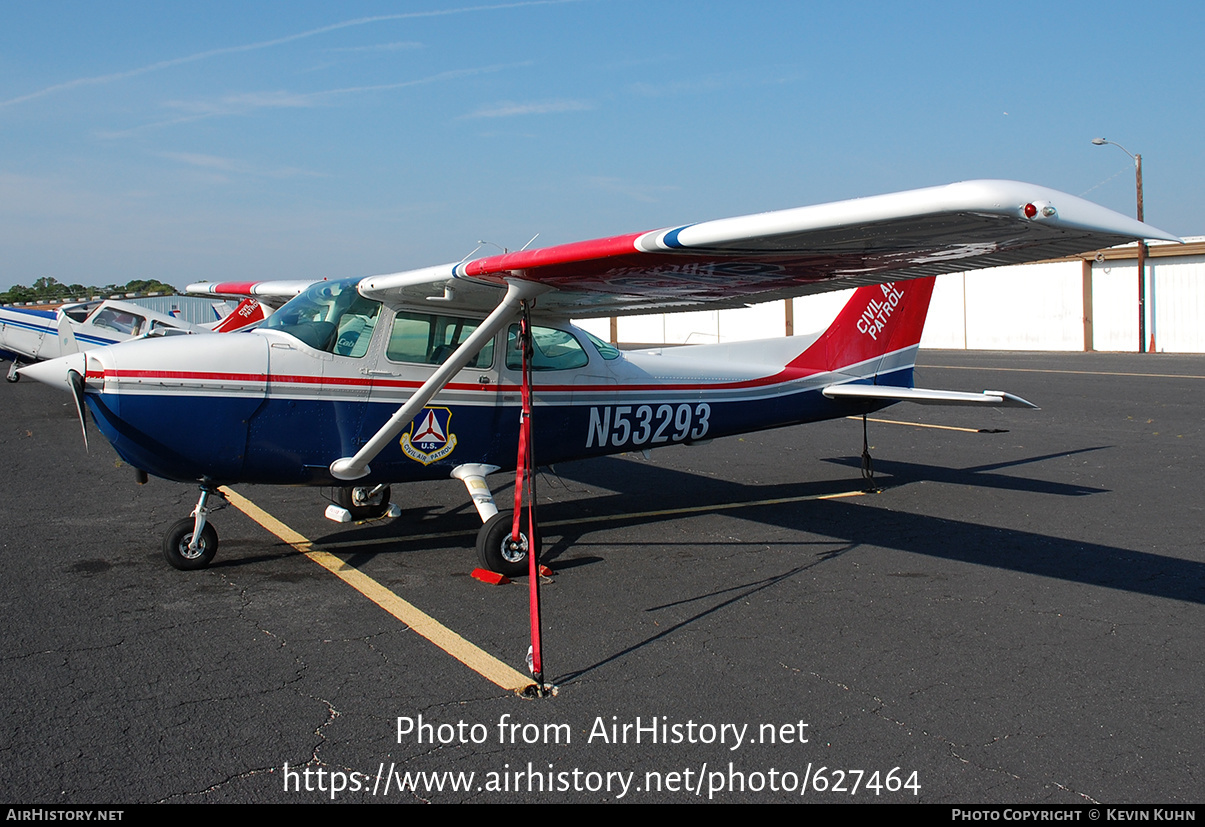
[162,518,219,571]
[334,485,392,520]
[4,364,18,383]
[476,511,540,577]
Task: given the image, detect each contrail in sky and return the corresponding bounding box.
[0,0,577,109]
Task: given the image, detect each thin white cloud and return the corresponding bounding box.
[0,0,577,109]
[159,152,326,180]
[309,62,531,99]
[463,99,595,118]
[160,152,239,172]
[97,62,531,137]
[326,41,424,53]
[164,90,317,118]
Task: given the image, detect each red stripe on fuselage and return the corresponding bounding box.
[93,360,852,396]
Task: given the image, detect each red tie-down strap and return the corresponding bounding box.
[510,309,544,691]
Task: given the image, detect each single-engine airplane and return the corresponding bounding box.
[1,295,271,382]
[19,180,1179,576]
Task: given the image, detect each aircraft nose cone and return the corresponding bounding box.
[17,352,87,391]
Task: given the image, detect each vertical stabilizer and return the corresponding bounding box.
[210,298,267,332]
[788,276,936,381]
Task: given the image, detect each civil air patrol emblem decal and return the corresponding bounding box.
[401,407,458,465]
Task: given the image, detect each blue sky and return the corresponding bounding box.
[2,0,1202,291]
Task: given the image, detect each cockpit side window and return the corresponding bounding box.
[91,308,145,336]
[505,324,589,371]
[264,280,381,357]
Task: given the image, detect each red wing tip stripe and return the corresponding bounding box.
[193,282,261,295]
[459,231,648,276]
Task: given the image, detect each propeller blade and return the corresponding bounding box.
[67,369,89,452]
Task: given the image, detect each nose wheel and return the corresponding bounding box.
[162,485,227,570]
[163,519,219,570]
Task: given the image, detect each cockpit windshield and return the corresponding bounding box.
[263,279,381,357]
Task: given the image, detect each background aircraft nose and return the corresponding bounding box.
[17,352,87,391]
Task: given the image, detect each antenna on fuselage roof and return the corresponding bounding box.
[518,233,539,251]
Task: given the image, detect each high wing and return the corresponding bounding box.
[354,180,1179,317]
[185,280,317,308]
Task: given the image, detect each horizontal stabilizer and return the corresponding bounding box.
[823,384,1038,409]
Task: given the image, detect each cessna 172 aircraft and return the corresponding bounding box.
[19,180,1179,577]
[0,295,268,381]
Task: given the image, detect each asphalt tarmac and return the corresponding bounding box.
[2,350,1202,804]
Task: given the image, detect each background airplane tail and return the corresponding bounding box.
[789,276,936,380]
[209,298,267,332]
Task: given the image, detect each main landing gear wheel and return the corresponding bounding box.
[476,511,541,577]
[5,362,19,383]
[162,518,219,571]
[334,485,392,520]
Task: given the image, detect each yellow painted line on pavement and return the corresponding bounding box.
[223,488,532,693]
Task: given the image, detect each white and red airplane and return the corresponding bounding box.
[1,294,271,382]
[19,180,1178,577]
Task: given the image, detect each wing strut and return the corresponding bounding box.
[330,279,550,481]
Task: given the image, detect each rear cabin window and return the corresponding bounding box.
[63,302,101,323]
[584,330,621,361]
[506,325,589,371]
[386,312,494,369]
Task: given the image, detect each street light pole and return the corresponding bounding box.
[1092,138,1147,353]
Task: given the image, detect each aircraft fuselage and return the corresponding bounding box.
[70,278,910,487]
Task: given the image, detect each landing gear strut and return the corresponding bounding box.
[5,361,20,383]
[860,413,874,482]
[162,485,228,570]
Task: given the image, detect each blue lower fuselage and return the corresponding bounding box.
[84,368,907,486]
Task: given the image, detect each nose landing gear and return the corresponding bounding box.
[162,485,228,570]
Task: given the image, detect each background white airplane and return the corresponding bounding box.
[0,295,270,382]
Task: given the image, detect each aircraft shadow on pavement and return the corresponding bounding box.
[310,449,1202,611]
[537,452,1200,683]
[538,454,1202,608]
[821,444,1110,497]
[289,448,1204,687]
